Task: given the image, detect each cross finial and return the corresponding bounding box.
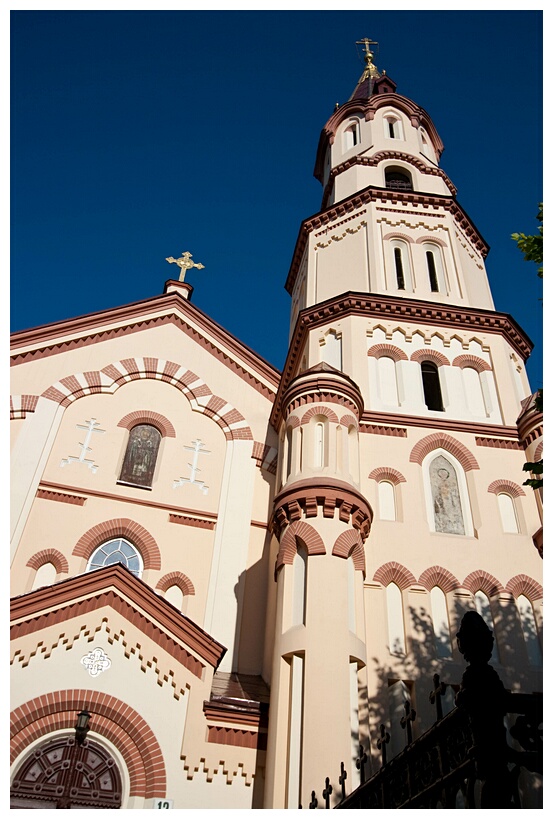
[338,761,347,801]
[429,673,448,722]
[322,777,333,809]
[165,251,205,283]
[376,723,390,767]
[400,699,417,747]
[355,37,381,81]
[355,743,368,784]
[308,790,318,809]
[356,37,378,61]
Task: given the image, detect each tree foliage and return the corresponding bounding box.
[511,203,543,278]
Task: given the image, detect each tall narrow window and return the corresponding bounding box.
[430,586,452,658]
[377,355,399,406]
[429,454,465,535]
[321,330,342,370]
[292,546,308,626]
[378,480,396,521]
[474,591,499,663]
[119,424,161,488]
[394,247,405,290]
[314,422,324,468]
[286,427,293,478]
[421,362,444,411]
[515,595,541,665]
[462,366,486,416]
[497,493,519,533]
[386,583,406,655]
[426,250,439,292]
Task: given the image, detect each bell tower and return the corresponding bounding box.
[264,39,540,809]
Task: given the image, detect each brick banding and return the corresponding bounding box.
[72,518,161,570]
[367,344,408,362]
[462,570,503,597]
[26,549,69,575]
[10,394,39,419]
[487,480,525,498]
[117,411,176,437]
[36,487,87,506]
[418,566,459,593]
[339,414,358,429]
[10,691,166,798]
[373,562,417,591]
[409,433,479,471]
[300,406,340,424]
[332,529,365,574]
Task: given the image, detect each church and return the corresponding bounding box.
[10,40,542,809]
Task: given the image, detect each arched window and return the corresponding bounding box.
[31,561,57,590]
[426,250,439,291]
[377,355,399,406]
[421,361,444,411]
[430,586,451,658]
[119,424,161,488]
[474,590,499,663]
[515,595,541,665]
[321,330,342,370]
[385,168,412,191]
[343,120,360,150]
[386,583,406,655]
[87,538,143,578]
[347,557,356,631]
[378,480,396,521]
[497,492,519,533]
[390,239,412,291]
[428,454,466,535]
[394,247,405,289]
[286,426,293,478]
[384,116,403,140]
[462,366,486,416]
[165,584,184,611]
[312,418,328,468]
[292,545,308,626]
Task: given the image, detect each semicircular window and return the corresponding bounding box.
[87,538,143,578]
[385,168,413,191]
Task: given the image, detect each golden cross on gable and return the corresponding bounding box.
[165,251,205,282]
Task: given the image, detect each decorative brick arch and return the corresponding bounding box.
[382,231,415,243]
[418,566,459,594]
[300,405,340,425]
[339,414,358,429]
[275,521,326,574]
[462,570,503,598]
[367,344,408,362]
[535,441,543,460]
[117,410,176,437]
[410,349,450,367]
[487,479,525,498]
[10,690,166,799]
[156,572,195,596]
[26,549,69,575]
[72,519,161,571]
[332,529,365,575]
[38,358,252,442]
[368,467,406,485]
[286,415,300,429]
[415,236,448,248]
[409,434,479,471]
[505,574,543,602]
[373,562,416,591]
[451,354,492,373]
[10,394,39,420]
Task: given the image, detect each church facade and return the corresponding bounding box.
[10,43,542,809]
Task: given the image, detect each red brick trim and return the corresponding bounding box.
[117,411,176,437]
[339,414,358,429]
[10,690,166,798]
[535,441,543,460]
[381,231,415,243]
[168,513,216,530]
[373,562,416,591]
[367,344,408,362]
[451,354,492,372]
[487,480,525,498]
[10,394,39,419]
[462,571,503,597]
[505,574,543,602]
[26,549,69,575]
[475,437,523,450]
[286,416,301,428]
[300,406,340,424]
[409,434,479,471]
[156,572,195,596]
[36,487,87,506]
[276,521,326,573]
[418,566,459,594]
[282,373,364,421]
[332,529,365,574]
[414,236,448,247]
[410,348,450,366]
[72,519,161,570]
[203,700,264,728]
[206,725,262,749]
[368,467,406,485]
[360,422,408,437]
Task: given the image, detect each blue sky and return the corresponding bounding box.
[11,9,543,390]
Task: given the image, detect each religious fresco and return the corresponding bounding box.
[429,455,465,535]
[119,424,161,487]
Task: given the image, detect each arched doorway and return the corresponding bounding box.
[10,735,122,809]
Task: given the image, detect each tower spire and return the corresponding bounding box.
[350,37,381,101]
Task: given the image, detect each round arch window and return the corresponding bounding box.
[87,538,143,578]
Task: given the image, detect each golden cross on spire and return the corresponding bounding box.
[165,251,205,283]
[356,37,380,81]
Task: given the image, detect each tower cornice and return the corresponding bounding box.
[271,293,533,430]
[285,187,489,296]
